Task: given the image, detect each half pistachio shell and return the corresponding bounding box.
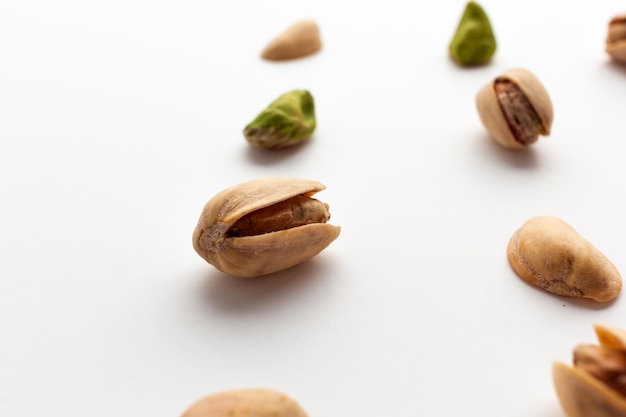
[192,177,340,278]
[507,216,621,302]
[553,324,626,417]
[181,388,309,417]
[476,68,553,149]
[261,19,321,61]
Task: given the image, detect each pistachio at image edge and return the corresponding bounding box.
[449,1,496,66]
[180,388,309,417]
[606,13,626,64]
[243,90,316,150]
[192,177,340,278]
[476,68,553,149]
[553,323,626,417]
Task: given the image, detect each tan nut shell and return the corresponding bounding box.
[507,216,621,302]
[553,323,626,417]
[606,14,626,64]
[181,388,309,417]
[476,68,554,149]
[192,177,340,278]
[261,19,322,61]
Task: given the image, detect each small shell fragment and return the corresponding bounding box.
[180,388,309,417]
[261,19,322,61]
[507,216,621,302]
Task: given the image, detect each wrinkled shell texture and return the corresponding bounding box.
[476,68,553,149]
[261,19,321,61]
[606,14,626,64]
[507,216,621,302]
[192,177,340,278]
[181,388,309,417]
[553,324,626,417]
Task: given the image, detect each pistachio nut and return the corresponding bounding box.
[507,216,622,302]
[476,68,553,149]
[192,177,340,278]
[554,323,626,417]
[180,388,309,417]
[449,1,496,66]
[261,19,321,61]
[606,14,626,64]
[244,90,316,150]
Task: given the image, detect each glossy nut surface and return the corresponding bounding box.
[476,68,553,149]
[553,323,626,417]
[507,216,621,302]
[192,177,340,278]
[181,388,309,417]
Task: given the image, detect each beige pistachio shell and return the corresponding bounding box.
[181,388,309,417]
[261,19,322,61]
[192,177,340,278]
[606,14,626,64]
[595,322,626,350]
[507,216,621,302]
[476,68,553,149]
[553,361,626,417]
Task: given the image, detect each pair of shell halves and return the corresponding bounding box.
[192,177,340,278]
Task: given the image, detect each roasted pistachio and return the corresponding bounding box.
[606,14,626,64]
[507,216,622,302]
[180,388,309,417]
[476,68,553,149]
[261,19,321,61]
[244,90,316,150]
[449,1,496,66]
[192,177,340,278]
[554,323,626,417]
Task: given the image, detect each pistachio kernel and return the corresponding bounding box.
[475,68,554,149]
[574,344,626,397]
[449,1,496,66]
[494,78,542,146]
[244,90,316,150]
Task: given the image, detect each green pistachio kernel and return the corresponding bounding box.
[449,1,496,66]
[243,89,316,150]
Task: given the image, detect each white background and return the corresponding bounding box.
[1,1,626,416]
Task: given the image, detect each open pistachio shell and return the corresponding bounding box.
[192,177,340,278]
[181,388,309,417]
[553,323,626,417]
[476,68,553,149]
